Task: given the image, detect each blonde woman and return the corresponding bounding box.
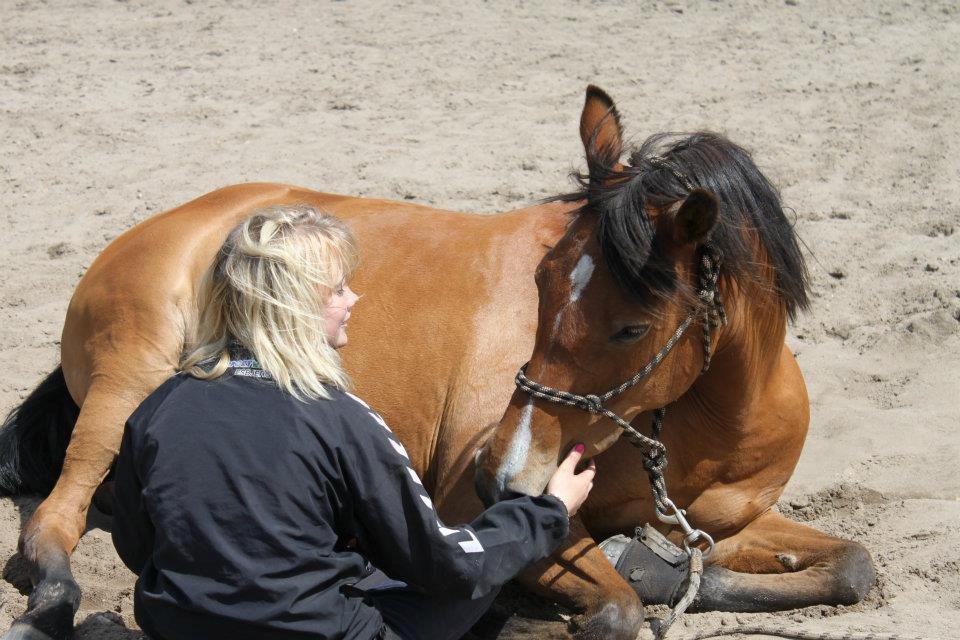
[110,205,596,640]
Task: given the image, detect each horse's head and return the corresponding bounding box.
[475,86,808,504]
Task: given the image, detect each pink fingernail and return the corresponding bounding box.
[573,443,585,454]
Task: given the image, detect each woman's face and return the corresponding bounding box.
[323,281,359,349]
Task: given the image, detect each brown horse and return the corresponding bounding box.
[0,86,874,640]
[474,89,876,637]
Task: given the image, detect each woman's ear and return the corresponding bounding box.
[673,189,719,245]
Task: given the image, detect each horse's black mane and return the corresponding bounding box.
[554,132,811,320]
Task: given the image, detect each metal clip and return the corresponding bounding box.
[655,497,715,559]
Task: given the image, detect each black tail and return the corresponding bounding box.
[0,366,79,496]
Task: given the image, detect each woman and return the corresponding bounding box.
[111,205,595,640]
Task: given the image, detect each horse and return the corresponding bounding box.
[474,88,876,637]
[0,86,875,640]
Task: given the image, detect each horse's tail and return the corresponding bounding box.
[0,366,79,496]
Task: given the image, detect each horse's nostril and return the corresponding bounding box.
[473,465,500,507]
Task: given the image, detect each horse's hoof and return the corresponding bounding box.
[4,578,81,640]
[2,616,73,640]
[3,623,61,640]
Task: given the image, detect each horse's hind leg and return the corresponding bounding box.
[6,384,145,640]
[692,510,876,612]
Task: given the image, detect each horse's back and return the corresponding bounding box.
[59,183,441,403]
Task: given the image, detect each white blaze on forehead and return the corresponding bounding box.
[495,399,534,490]
[569,254,595,302]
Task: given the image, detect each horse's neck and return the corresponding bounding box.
[347,198,574,484]
[685,279,790,433]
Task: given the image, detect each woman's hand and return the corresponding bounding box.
[545,443,596,517]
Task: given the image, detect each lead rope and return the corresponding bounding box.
[650,245,728,640]
[640,244,724,640]
[679,626,933,640]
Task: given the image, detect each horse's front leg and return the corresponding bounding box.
[692,509,876,612]
[6,384,142,640]
[517,516,643,640]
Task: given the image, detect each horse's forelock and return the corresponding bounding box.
[551,131,811,319]
[582,157,681,310]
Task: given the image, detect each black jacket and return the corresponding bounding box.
[112,361,568,640]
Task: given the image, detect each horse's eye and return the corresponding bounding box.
[610,324,650,344]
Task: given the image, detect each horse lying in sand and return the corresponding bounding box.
[0,85,875,640]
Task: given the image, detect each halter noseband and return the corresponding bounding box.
[513,156,726,555]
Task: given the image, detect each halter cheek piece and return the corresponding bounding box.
[514,155,727,558]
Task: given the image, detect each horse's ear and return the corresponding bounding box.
[580,85,623,164]
[673,189,719,245]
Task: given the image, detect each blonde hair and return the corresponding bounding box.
[180,204,359,400]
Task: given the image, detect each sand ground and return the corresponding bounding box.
[1,1,958,638]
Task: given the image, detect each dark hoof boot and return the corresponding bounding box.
[599,524,689,606]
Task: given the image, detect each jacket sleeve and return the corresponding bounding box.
[111,420,156,576]
[338,395,569,599]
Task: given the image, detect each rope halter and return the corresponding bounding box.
[514,243,724,513]
[513,155,726,560]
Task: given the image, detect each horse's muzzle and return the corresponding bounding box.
[473,461,500,507]
[474,462,532,507]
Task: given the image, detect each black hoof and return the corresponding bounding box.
[5,578,81,640]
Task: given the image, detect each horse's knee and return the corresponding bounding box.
[572,592,644,640]
[830,541,876,605]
